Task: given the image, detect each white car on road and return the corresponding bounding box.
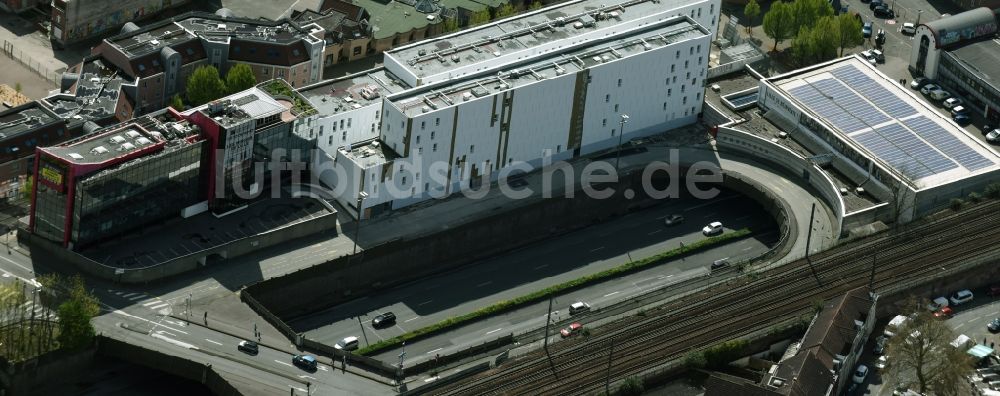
[702,222,724,236]
[949,289,974,305]
[852,364,869,384]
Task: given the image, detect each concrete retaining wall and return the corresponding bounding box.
[0,347,96,396]
[716,126,846,237]
[17,208,338,284]
[97,335,245,396]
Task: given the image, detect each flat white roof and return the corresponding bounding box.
[769,56,1000,189]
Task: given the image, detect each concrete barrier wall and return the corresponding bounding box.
[716,127,846,237]
[1,347,96,396]
[299,336,397,377]
[18,209,338,284]
[403,334,513,376]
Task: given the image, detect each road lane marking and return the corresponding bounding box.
[427,348,443,354]
[477,281,492,287]
[318,366,328,372]
[648,229,662,235]
[424,376,440,383]
[0,255,35,276]
[121,292,139,298]
[419,300,433,306]
[205,339,222,345]
[534,264,549,270]
[486,328,503,335]
[275,360,294,367]
[743,247,753,251]
[142,300,161,306]
[590,246,605,252]
[299,375,317,380]
[288,385,306,392]
[604,291,621,297]
[109,308,188,334]
[405,317,419,322]
[127,294,147,301]
[151,333,197,349]
[150,303,170,310]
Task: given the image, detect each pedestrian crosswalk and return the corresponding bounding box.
[0,300,59,324]
[109,289,171,311]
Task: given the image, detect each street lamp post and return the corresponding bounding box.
[916,9,923,26]
[614,114,630,171]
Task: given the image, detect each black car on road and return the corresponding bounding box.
[372,312,397,328]
[237,340,258,355]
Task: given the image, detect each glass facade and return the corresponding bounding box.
[33,170,69,244]
[72,142,205,247]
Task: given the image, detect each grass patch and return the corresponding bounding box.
[356,228,752,356]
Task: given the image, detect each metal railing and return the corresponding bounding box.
[2,40,60,86]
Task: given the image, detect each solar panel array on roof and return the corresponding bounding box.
[787,78,889,133]
[901,116,994,171]
[728,92,759,107]
[831,65,917,119]
[854,123,958,180]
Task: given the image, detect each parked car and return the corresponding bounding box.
[853,364,870,384]
[292,354,317,371]
[901,22,917,35]
[933,306,954,319]
[711,258,730,270]
[986,129,1000,144]
[951,105,969,117]
[869,0,883,10]
[953,114,971,126]
[861,50,877,65]
[569,301,591,315]
[884,315,909,337]
[560,322,583,338]
[874,335,888,354]
[943,98,963,109]
[237,340,259,355]
[372,312,397,328]
[872,49,884,63]
[920,84,940,95]
[875,355,888,370]
[334,336,360,351]
[988,318,1000,333]
[927,296,950,311]
[664,214,684,226]
[988,284,1000,296]
[702,221,724,236]
[910,77,930,89]
[862,22,873,38]
[949,289,974,305]
[929,90,951,101]
[874,5,894,18]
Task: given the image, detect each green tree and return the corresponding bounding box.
[20,176,32,200]
[469,9,491,25]
[169,94,184,111]
[494,3,516,18]
[834,13,864,56]
[225,64,256,94]
[56,276,99,351]
[763,1,794,51]
[810,16,839,62]
[790,0,833,35]
[885,302,974,395]
[185,65,227,106]
[791,26,815,66]
[744,0,761,36]
[530,1,543,10]
[14,82,22,93]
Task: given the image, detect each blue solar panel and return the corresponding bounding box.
[854,124,958,179]
[831,65,917,119]
[901,116,995,171]
[787,78,889,133]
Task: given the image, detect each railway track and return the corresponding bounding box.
[430,202,1000,395]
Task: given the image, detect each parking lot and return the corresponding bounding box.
[854,286,1000,395]
[847,0,999,147]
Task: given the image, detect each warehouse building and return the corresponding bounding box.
[909,7,1000,125]
[50,0,192,46]
[759,56,1000,223]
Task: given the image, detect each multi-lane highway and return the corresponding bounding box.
[289,190,777,363]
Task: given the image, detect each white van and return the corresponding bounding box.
[884,315,908,337]
[335,336,359,351]
[569,302,591,315]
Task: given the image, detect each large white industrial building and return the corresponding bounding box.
[297,0,721,218]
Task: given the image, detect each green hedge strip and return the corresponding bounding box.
[356,228,752,356]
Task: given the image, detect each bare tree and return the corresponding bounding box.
[884,299,974,395]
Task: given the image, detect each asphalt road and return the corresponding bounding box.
[288,190,777,363]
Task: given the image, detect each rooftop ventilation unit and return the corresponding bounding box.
[421,106,430,113]
[573,22,584,29]
[135,137,152,145]
[68,153,84,160]
[462,92,472,101]
[109,135,126,144]
[90,146,109,155]
[125,130,142,139]
[451,55,460,63]
[119,142,136,151]
[150,39,160,46]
